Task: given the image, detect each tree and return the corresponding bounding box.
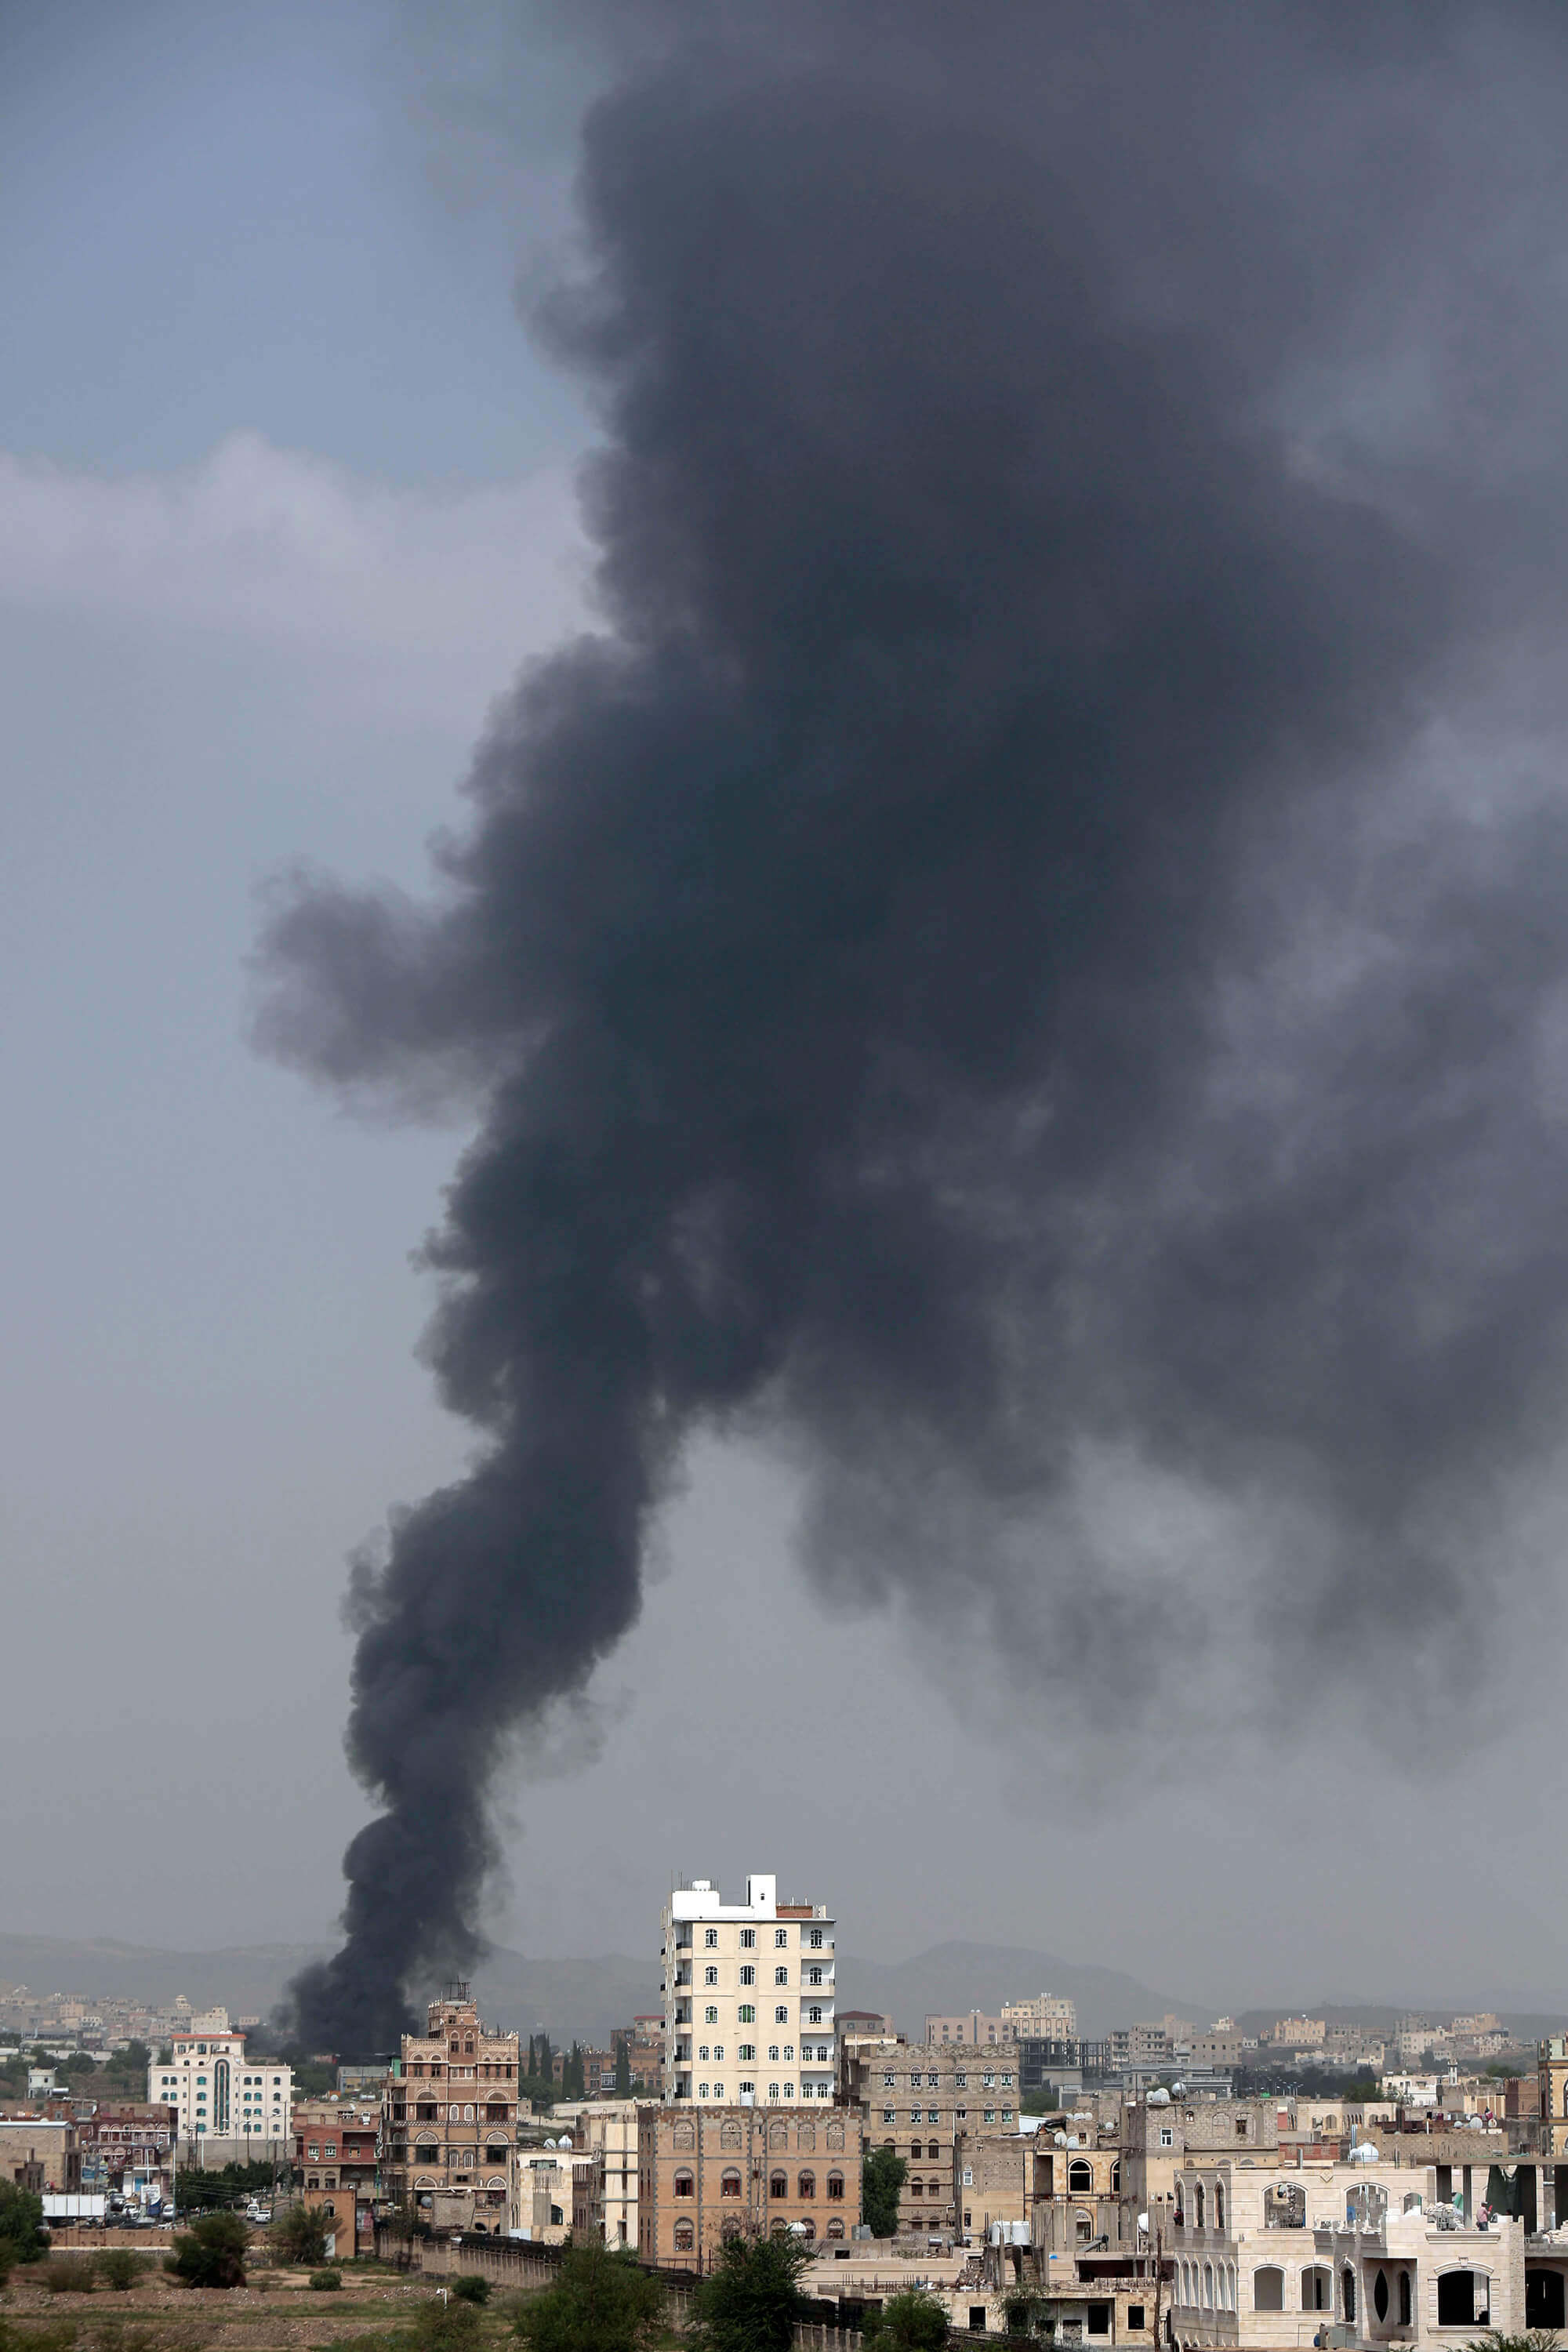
[862,2147,908,2238]
[0,2180,49,2266]
[688,2232,812,2352]
[561,2042,587,2100]
[867,2290,951,2352]
[271,2205,329,2265]
[414,2297,485,2352]
[167,2209,249,2289]
[515,2242,666,2352]
[614,2038,632,2097]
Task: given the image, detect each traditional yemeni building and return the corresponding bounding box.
[382,1984,519,2232]
[1001,1994,1079,2042]
[844,2037,1022,2235]
[1542,2039,1568,2158]
[638,2103,864,2269]
[662,1875,837,2107]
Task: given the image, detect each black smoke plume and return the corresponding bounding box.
[260,5,1568,2051]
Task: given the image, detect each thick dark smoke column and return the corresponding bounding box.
[261,7,1568,2050]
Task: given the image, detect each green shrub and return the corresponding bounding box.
[307,2269,343,2292]
[95,2252,147,2293]
[270,2206,328,2267]
[451,2275,491,2306]
[43,2262,97,2294]
[865,2289,951,2352]
[0,2183,50,2267]
[412,2296,484,2352]
[166,2211,248,2290]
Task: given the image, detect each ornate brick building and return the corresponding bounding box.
[383,1984,519,2230]
[637,2103,864,2269]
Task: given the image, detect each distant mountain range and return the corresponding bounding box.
[1,1930,1561,2049]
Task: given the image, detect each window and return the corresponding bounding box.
[721,2169,742,2198]
[740,1967,755,1987]
[705,1929,718,1947]
[713,2083,724,2099]
[927,2143,939,2161]
[1437,2273,1478,2328]
[1214,2184,1224,2230]
[706,2005,719,2024]
[699,2084,710,2099]
[739,2046,756,2062]
[1127,2312,1145,2333]
[884,2110,896,2123]
[769,2083,780,2100]
[673,2169,695,2198]
[741,1929,756,1948]
[1001,2073,1014,2087]
[739,2005,756,2024]
[808,2006,823,2025]
[1087,2307,1110,2336]
[706,1967,719,1986]
[775,1967,789,1986]
[1254,2269,1284,2313]
[776,1929,788,1947]
[1160,2127,1174,2148]
[1342,2270,1356,2326]
[985,2109,996,2124]
[784,2046,794,2060]
[808,1967,823,1986]
[799,2172,815,2198]
[955,2106,967,2121]
[810,1929,823,1947]
[674,2220,695,2252]
[883,2073,896,2088]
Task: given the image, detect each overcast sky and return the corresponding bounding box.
[4,0,1567,2020]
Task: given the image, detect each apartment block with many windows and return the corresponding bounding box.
[662,1874,836,2107]
[383,1984,519,2231]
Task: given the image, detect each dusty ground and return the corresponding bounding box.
[0,2263,515,2351]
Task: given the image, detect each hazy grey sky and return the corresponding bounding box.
[5,0,1567,2016]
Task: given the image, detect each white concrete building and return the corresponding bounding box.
[662,1874,836,2107]
[149,2029,292,2148]
[1160,2149,1568,2350]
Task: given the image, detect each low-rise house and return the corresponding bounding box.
[0,2115,81,2192]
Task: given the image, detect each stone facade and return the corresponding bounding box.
[0,2116,80,2192]
[149,2031,292,2154]
[1542,2039,1568,2158]
[637,2103,864,2269]
[847,2038,1022,2235]
[383,1984,519,2231]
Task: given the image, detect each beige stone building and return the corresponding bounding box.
[1542,2038,1568,2158]
[1002,1995,1079,2042]
[845,2037,1022,2235]
[637,2103,863,2269]
[1163,2147,1568,2348]
[953,2127,1031,2240]
[383,1984,519,2231]
[1031,2128,1123,2252]
[927,2011,1008,2047]
[662,1874,837,2108]
[0,2115,80,2192]
[552,2097,642,2246]
[1119,2096,1279,2241]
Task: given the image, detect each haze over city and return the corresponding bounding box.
[5,0,1568,2041]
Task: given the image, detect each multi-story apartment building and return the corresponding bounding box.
[78,2103,175,2199]
[637,2103,864,2268]
[661,1875,836,2107]
[844,2037,1022,2234]
[926,2011,1007,2047]
[551,2098,641,2246]
[382,1984,519,2231]
[148,2030,292,2154]
[0,2116,81,2192]
[1000,1994,1078,2041]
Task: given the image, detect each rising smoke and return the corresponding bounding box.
[258,4,1568,2051]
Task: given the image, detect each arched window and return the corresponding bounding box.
[827,2219,845,2240]
[674,2219,695,2252]
[1203,2264,1214,2308]
[1174,2186,1185,2228]
[1195,2183,1206,2230]
[1399,2271,1413,2329]
[771,2171,787,2198]
[1075,2210,1093,2244]
[416,2143,438,2165]
[720,2118,742,2148]
[1341,2269,1356,2325]
[1069,2158,1094,2194]
[911,2143,924,2161]
[769,2120,789,2148]
[1374,2271,1389,2323]
[1110,2161,1121,2194]
[799,2172,815,2199]
[927,2142,940,2161]
[673,2170,695,2198]
[673,2120,695,2151]
[1437,2273,1479,2328]
[827,2122,845,2150]
[1214,2184,1225,2232]
[827,2172,844,2200]
[1254,2267,1284,2312]
[800,2219,816,2242]
[1302,2267,1330,2311]
[720,2169,742,2198]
